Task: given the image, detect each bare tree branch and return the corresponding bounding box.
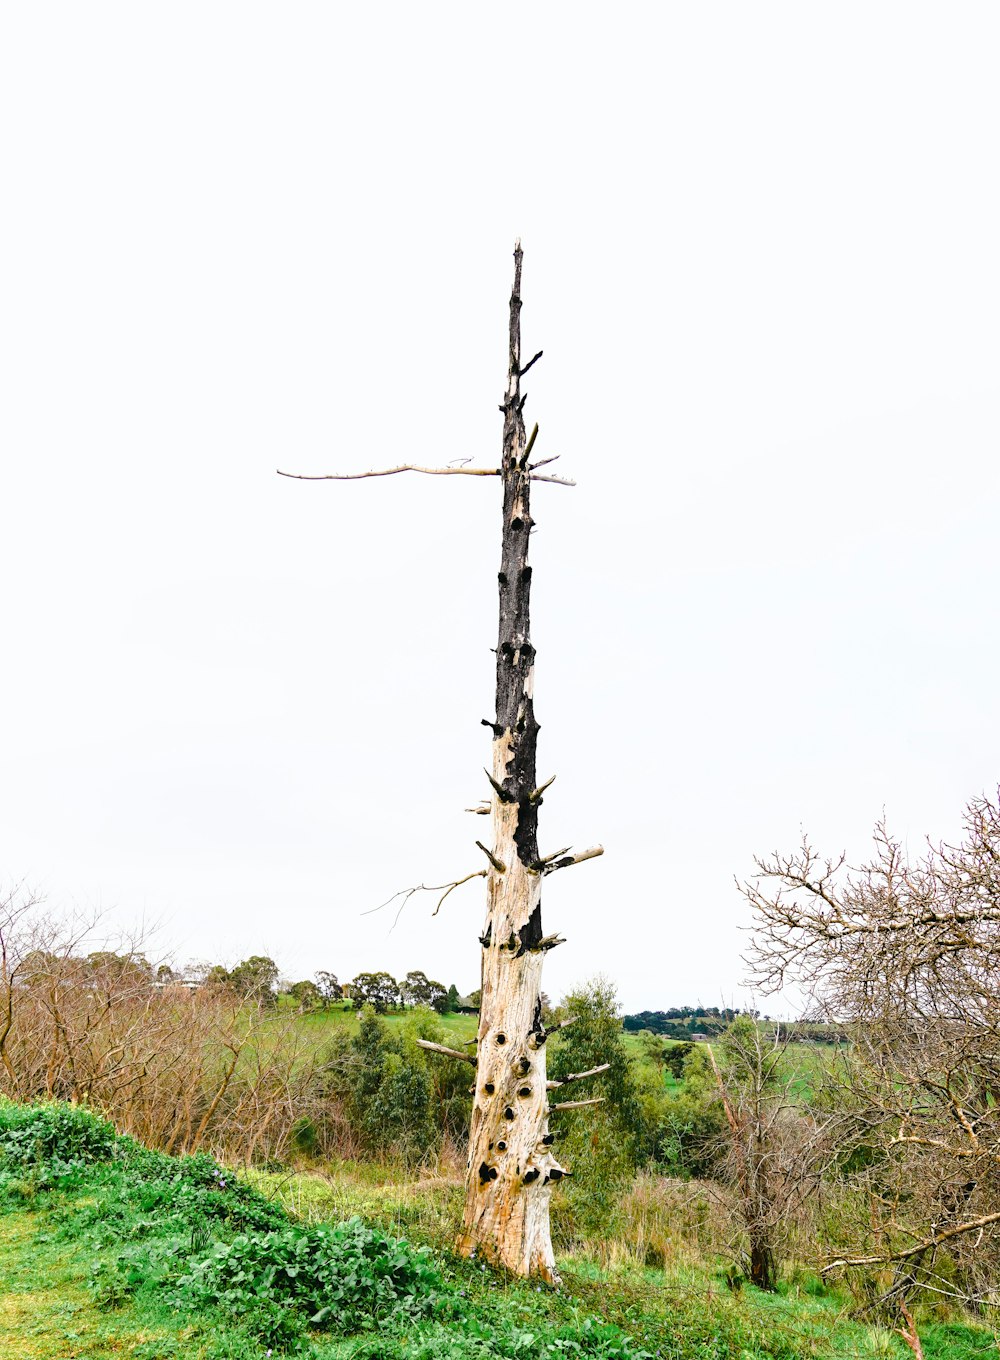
[277,464,500,481]
[361,871,486,929]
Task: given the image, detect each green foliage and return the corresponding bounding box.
[1,1099,995,1360]
[548,979,643,1240]
[549,979,642,1140]
[315,970,343,1004]
[646,1090,726,1179]
[623,1006,747,1039]
[227,953,280,1005]
[178,1217,447,1344]
[401,970,449,1013]
[351,970,402,1012]
[664,1040,694,1080]
[0,1099,117,1185]
[322,1006,438,1160]
[289,979,323,1010]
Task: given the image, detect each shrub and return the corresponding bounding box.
[177,1216,447,1341]
[549,979,643,1241]
[0,1100,117,1185]
[320,1007,439,1161]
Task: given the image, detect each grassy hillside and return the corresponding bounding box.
[286,1005,479,1048]
[1,1101,995,1359]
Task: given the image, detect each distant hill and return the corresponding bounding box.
[623,1008,847,1044]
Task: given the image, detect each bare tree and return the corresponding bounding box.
[742,790,1000,1311]
[278,243,604,1282]
[705,1017,832,1291]
[0,898,316,1164]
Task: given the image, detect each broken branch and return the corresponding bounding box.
[821,1208,1000,1274]
[416,1040,478,1067]
[475,841,507,874]
[484,768,514,803]
[529,775,556,803]
[546,1063,611,1090]
[539,846,572,864]
[549,1097,606,1113]
[527,1016,578,1050]
[540,846,604,876]
[519,351,543,379]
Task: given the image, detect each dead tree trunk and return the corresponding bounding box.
[454,245,569,1282]
[278,241,602,1283]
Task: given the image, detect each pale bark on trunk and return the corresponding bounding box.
[455,244,566,1283]
[279,242,601,1284]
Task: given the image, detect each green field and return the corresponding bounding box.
[2,1101,996,1359]
[284,1003,480,1048]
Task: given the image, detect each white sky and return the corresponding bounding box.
[3,5,999,1012]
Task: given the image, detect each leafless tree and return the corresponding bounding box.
[705,1018,834,1291]
[278,243,605,1282]
[742,790,1000,1311]
[0,893,317,1164]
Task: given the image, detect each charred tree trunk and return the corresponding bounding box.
[279,241,602,1284]
[455,245,567,1282]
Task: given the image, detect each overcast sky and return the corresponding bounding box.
[3,5,999,1011]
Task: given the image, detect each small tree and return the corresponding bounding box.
[288,979,322,1011]
[401,970,448,1013]
[315,971,343,1006]
[705,1019,797,1292]
[323,1007,436,1162]
[228,955,280,1006]
[742,790,1000,1310]
[350,971,400,1014]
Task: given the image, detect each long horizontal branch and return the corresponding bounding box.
[547,1063,611,1090]
[549,1097,606,1113]
[416,1039,478,1067]
[822,1208,1000,1274]
[277,465,499,481]
[277,465,575,486]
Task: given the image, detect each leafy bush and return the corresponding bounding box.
[320,1007,440,1160]
[0,1100,117,1186]
[177,1216,448,1342]
[549,980,643,1240]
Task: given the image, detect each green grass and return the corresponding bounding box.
[2,1101,997,1359]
